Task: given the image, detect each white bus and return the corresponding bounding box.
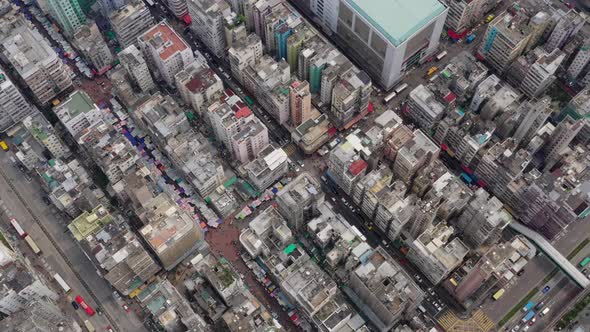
[24,235,41,255]
[383,91,397,104]
[53,273,71,293]
[394,83,409,94]
[436,50,448,61]
[10,218,27,238]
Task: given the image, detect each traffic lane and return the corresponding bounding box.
[534,279,582,331]
[482,254,555,322]
[0,153,146,332]
[483,215,590,323]
[503,275,569,330]
[0,162,114,329]
[323,186,462,318]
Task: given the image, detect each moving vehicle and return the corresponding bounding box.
[10,218,27,238]
[71,301,79,310]
[426,66,439,77]
[435,51,447,61]
[0,140,8,151]
[75,295,96,316]
[535,301,545,310]
[485,14,495,23]
[466,34,476,43]
[244,96,254,107]
[542,285,551,294]
[53,273,71,293]
[522,311,535,323]
[540,307,550,317]
[580,256,590,267]
[24,235,41,255]
[383,90,397,104]
[394,83,409,94]
[522,301,535,312]
[83,319,95,332]
[492,288,505,300]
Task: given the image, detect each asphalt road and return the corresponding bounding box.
[0,151,146,332]
[482,216,590,325]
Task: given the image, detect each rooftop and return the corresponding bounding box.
[343,0,446,46]
[55,90,97,119]
[68,205,114,241]
[139,193,199,254]
[140,21,188,61]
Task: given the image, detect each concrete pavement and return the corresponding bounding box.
[0,151,146,332]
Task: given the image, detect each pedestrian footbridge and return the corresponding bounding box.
[509,222,590,288]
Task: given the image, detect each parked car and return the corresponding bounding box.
[71,301,79,310]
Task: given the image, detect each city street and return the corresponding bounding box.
[482,216,590,327]
[0,151,146,332]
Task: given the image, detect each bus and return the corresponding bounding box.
[383,90,397,104]
[394,83,409,94]
[75,295,96,316]
[10,218,27,238]
[435,51,448,61]
[24,235,41,254]
[426,66,439,77]
[492,288,505,300]
[53,273,71,293]
[580,256,590,267]
[83,320,95,332]
[0,140,8,151]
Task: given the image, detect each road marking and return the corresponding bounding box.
[437,309,495,332]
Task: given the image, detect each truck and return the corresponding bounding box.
[539,307,550,317]
[492,288,505,300]
[522,311,535,323]
[522,301,535,312]
[466,34,476,43]
[426,66,439,77]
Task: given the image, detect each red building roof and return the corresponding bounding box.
[235,107,252,119]
[349,159,368,176]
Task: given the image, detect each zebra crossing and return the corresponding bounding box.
[437,309,496,332]
[472,309,496,331]
[282,143,298,156]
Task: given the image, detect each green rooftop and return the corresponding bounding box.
[58,91,96,118]
[68,205,113,241]
[345,0,446,46]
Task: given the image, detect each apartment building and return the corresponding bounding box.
[175,63,224,112]
[119,45,156,93]
[1,25,73,104]
[109,0,155,48]
[0,70,38,132]
[138,21,194,86]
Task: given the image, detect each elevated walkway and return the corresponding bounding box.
[509,222,590,288]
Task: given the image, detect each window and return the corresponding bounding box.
[338,3,353,27]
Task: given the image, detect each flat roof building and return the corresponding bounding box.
[1,25,73,104]
[299,0,448,89]
[139,193,204,270]
[139,21,194,86]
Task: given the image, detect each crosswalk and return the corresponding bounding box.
[282,143,297,156]
[437,310,459,330]
[472,309,496,331]
[436,309,496,332]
